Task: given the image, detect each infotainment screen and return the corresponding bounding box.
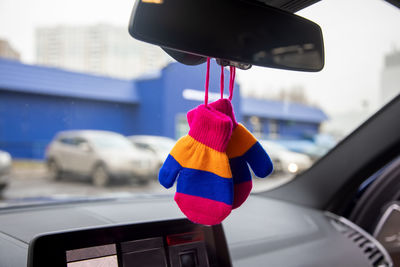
[66,244,118,267]
[28,219,232,267]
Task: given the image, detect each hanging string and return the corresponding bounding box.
[204,60,235,104]
[204,57,211,106]
[229,66,233,100]
[229,66,236,101]
[220,65,225,99]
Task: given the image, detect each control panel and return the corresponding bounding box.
[28,219,231,267]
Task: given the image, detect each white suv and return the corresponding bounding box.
[46,130,158,186]
[0,150,11,196]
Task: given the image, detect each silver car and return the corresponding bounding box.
[260,140,313,175]
[0,150,11,196]
[46,130,158,186]
[128,135,176,169]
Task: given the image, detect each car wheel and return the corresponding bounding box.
[137,177,150,185]
[0,183,7,199]
[92,165,110,187]
[48,160,62,181]
[273,159,283,174]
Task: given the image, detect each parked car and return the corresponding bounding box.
[128,135,175,169]
[260,140,313,175]
[275,139,332,162]
[0,150,11,197]
[46,130,158,186]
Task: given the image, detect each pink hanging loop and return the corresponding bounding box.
[220,65,224,99]
[204,57,211,106]
[229,66,236,101]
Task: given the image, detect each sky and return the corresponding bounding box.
[0,0,400,117]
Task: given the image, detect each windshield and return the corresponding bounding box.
[259,141,287,152]
[89,134,134,150]
[131,137,176,152]
[0,0,399,206]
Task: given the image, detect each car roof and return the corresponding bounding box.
[56,130,123,139]
[128,135,175,142]
[260,140,287,150]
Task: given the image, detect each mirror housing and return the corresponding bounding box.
[129,0,324,71]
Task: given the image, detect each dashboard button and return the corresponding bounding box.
[180,251,197,267]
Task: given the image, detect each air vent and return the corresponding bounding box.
[326,212,393,267]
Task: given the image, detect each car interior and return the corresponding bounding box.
[0,0,399,267]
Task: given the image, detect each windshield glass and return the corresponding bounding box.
[259,141,287,152]
[90,134,133,150]
[0,0,399,206]
[134,138,176,152]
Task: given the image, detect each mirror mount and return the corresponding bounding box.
[215,58,252,70]
[162,47,252,70]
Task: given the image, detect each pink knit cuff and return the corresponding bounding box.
[187,99,238,128]
[186,107,197,128]
[209,99,238,128]
[188,105,232,152]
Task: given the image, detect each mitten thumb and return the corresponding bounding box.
[159,154,182,188]
[244,141,273,178]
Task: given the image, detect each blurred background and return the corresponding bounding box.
[0,0,399,203]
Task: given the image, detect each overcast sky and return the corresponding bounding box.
[0,0,399,117]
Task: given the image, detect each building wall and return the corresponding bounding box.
[278,120,319,138]
[136,62,241,139]
[0,60,242,159]
[0,91,139,159]
[134,77,165,136]
[0,60,326,160]
[35,25,171,79]
[242,116,320,139]
[0,39,20,61]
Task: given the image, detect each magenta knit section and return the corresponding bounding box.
[187,99,238,129]
[188,105,232,152]
[209,99,238,128]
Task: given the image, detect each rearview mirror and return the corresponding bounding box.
[129,0,324,71]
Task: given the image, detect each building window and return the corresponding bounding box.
[286,120,295,126]
[250,116,262,138]
[269,119,279,139]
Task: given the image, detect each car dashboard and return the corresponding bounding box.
[0,195,393,267]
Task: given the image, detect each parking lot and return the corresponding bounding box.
[1,161,295,204]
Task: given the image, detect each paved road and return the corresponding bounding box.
[1,163,295,203]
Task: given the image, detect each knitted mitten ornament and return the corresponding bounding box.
[159,105,234,225]
[188,99,273,209]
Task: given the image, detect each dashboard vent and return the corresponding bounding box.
[326,212,393,267]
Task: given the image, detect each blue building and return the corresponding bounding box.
[134,62,240,139]
[0,59,140,159]
[0,58,327,159]
[242,98,328,139]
